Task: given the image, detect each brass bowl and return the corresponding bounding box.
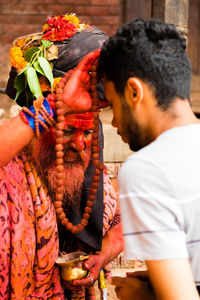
[56,251,89,281]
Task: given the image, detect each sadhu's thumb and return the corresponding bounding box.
[82,256,96,270]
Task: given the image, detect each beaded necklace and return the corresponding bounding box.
[54,61,104,234]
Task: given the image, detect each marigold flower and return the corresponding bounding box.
[9,47,28,70]
[39,76,51,92]
[39,76,62,92]
[64,14,79,25]
[53,77,62,90]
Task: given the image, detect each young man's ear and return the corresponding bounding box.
[125,77,144,107]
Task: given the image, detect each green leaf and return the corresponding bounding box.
[26,66,42,99]
[33,61,45,76]
[24,47,40,62]
[41,39,53,49]
[38,56,54,89]
[13,73,26,101]
[25,87,34,107]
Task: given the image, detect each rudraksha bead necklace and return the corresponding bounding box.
[54,61,104,234]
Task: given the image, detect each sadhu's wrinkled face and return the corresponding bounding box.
[29,113,94,211]
[60,113,94,168]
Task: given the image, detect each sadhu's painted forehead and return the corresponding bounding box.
[64,112,94,131]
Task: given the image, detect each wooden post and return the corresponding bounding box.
[152,0,189,38]
[120,0,127,25]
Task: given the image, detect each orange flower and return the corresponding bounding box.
[9,47,28,70]
[39,76,62,93]
[42,15,78,41]
[39,76,51,92]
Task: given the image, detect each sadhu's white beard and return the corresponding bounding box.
[26,136,90,212]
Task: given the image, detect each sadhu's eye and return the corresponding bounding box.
[63,128,75,136]
[84,129,94,136]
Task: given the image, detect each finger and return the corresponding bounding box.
[127,270,149,280]
[77,49,101,73]
[82,255,97,270]
[73,275,94,287]
[82,71,91,86]
[111,276,126,287]
[126,272,136,277]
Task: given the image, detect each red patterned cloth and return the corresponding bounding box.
[0,154,64,299]
[0,154,119,299]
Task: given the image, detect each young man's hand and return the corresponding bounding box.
[112,273,156,300]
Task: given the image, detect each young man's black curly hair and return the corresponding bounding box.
[97,18,192,110]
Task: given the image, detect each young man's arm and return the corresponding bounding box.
[146,258,199,300]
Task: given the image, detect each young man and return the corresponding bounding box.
[0,14,123,299]
[97,18,200,300]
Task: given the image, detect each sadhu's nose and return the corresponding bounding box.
[73,132,85,150]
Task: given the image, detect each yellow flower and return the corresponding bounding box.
[9,47,28,70]
[64,14,79,25]
[53,77,62,90]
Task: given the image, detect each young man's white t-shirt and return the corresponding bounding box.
[118,124,200,286]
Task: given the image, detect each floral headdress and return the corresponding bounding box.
[9,13,90,103]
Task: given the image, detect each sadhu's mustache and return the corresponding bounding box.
[63,147,85,165]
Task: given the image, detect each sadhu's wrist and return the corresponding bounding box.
[20,96,56,137]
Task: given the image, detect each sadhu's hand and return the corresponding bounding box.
[62,253,104,292]
[112,275,156,300]
[61,49,101,115]
[72,253,105,288]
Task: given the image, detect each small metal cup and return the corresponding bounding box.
[56,251,89,281]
